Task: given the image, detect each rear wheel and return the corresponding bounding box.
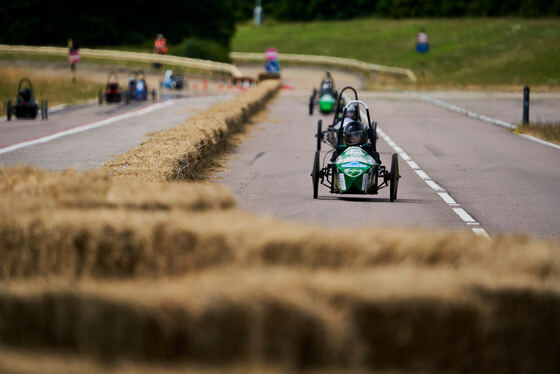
[316,120,322,151]
[312,151,320,199]
[98,90,103,105]
[390,153,400,202]
[6,101,11,121]
[309,98,314,115]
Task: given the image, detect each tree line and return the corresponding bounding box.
[234,0,560,20]
[0,0,236,48]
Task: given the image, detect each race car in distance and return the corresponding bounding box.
[311,100,400,201]
[6,78,47,121]
[98,71,123,104]
[161,69,186,90]
[309,72,338,115]
[124,71,157,103]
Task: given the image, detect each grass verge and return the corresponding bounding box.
[233,17,560,89]
[516,121,560,145]
[0,66,102,116]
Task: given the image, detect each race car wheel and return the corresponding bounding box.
[312,151,320,199]
[316,120,322,151]
[43,100,48,120]
[6,101,11,121]
[389,152,400,202]
[309,98,314,115]
[98,90,103,105]
[41,100,45,120]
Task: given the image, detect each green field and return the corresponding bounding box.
[233,18,560,88]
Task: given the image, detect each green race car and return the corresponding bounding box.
[311,100,400,201]
[309,72,338,115]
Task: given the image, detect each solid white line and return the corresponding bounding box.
[438,192,457,205]
[517,133,560,150]
[0,101,174,155]
[425,180,444,191]
[453,208,476,223]
[409,91,559,151]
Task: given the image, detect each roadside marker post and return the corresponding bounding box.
[523,86,530,125]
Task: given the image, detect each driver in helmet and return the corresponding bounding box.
[331,120,381,164]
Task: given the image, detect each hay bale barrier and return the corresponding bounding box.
[105,79,281,181]
[1,79,559,373]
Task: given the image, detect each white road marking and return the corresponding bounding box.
[355,95,490,238]
[472,228,490,239]
[518,133,560,150]
[414,169,430,180]
[409,91,560,151]
[438,192,458,206]
[453,208,476,223]
[0,101,174,155]
[380,124,486,236]
[406,160,420,169]
[425,180,444,191]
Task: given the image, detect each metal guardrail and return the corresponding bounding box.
[0,44,242,78]
[230,52,417,82]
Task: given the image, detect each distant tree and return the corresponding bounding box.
[0,0,236,49]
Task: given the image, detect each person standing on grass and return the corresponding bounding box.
[416,29,429,53]
[67,38,80,82]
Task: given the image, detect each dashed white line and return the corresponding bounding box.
[453,208,476,223]
[425,180,444,191]
[414,169,430,180]
[354,94,491,238]
[406,160,420,169]
[472,228,490,239]
[438,192,458,206]
[376,126,488,238]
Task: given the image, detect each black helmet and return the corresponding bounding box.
[343,121,367,146]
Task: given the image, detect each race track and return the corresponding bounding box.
[0,92,232,170]
[1,63,558,239]
[216,84,560,238]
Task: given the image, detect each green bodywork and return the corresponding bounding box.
[334,146,378,194]
[319,94,336,113]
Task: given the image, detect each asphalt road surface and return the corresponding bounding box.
[217,88,560,239]
[0,92,232,170]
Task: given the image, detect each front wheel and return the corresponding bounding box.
[316,119,322,151]
[6,100,11,121]
[98,90,103,105]
[312,151,320,199]
[389,153,400,202]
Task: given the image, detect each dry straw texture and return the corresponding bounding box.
[104,79,281,181]
[1,166,560,373]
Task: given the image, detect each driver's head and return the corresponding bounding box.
[344,103,359,120]
[343,121,367,146]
